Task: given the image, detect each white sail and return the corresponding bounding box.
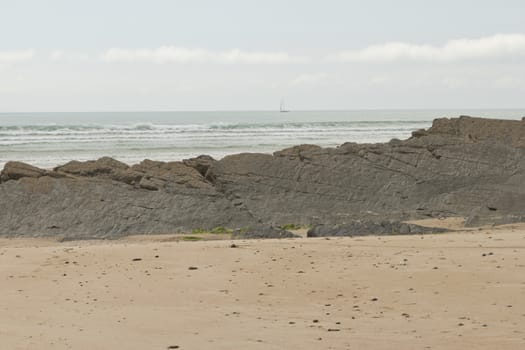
[280,98,289,112]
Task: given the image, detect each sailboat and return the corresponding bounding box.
[280,98,289,113]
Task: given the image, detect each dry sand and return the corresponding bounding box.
[1,222,525,349]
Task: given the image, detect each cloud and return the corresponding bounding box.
[0,50,35,64]
[49,50,64,61]
[328,34,525,63]
[49,50,90,62]
[290,73,328,87]
[99,46,310,64]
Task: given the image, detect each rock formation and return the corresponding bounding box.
[1,116,525,239]
[232,225,299,239]
[307,221,448,237]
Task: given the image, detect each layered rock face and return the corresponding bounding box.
[1,116,525,239]
[0,157,256,239]
[209,116,525,226]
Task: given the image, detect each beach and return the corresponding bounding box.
[4,2,525,349]
[2,222,525,349]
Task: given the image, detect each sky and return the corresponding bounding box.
[1,0,525,112]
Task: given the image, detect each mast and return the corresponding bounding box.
[280,98,288,112]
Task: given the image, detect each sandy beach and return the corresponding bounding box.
[1,223,525,349]
[3,1,525,348]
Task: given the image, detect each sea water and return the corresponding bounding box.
[1,109,523,169]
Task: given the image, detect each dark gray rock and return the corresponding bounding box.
[1,162,49,182]
[273,144,322,160]
[0,164,254,240]
[56,156,129,175]
[207,116,525,227]
[183,155,216,177]
[2,116,525,240]
[465,209,525,227]
[307,221,448,237]
[232,225,299,239]
[55,157,141,185]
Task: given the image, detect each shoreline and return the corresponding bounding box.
[0,217,474,245]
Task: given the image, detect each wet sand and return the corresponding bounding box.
[1,224,525,349]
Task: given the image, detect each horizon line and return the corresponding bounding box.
[1,107,525,114]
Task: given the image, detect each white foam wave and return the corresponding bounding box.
[0,119,432,168]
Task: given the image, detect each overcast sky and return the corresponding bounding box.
[1,0,525,112]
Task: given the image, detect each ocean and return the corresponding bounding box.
[1,109,524,169]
